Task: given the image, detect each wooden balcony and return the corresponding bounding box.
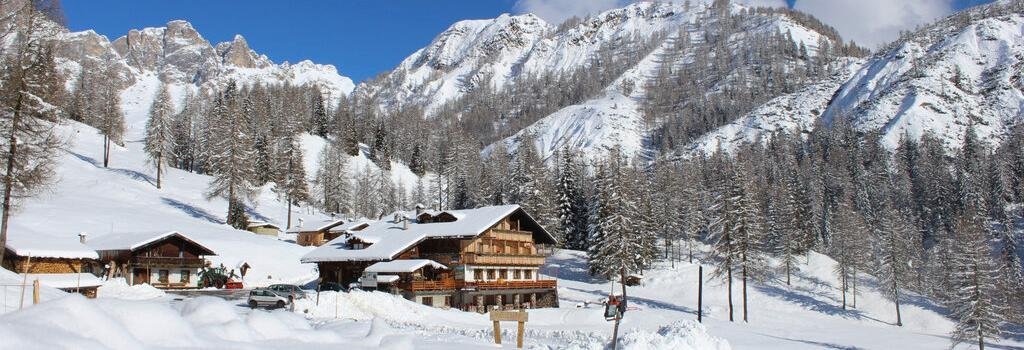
[401,278,557,292]
[405,278,458,291]
[460,279,557,290]
[488,229,534,242]
[133,256,205,267]
[462,253,545,266]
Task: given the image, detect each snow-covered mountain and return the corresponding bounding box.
[691,0,1024,154]
[54,20,354,109]
[360,1,850,161]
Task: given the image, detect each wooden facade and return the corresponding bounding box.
[316,209,558,311]
[1,249,100,298]
[97,234,214,289]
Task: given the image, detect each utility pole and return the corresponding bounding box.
[697,264,703,323]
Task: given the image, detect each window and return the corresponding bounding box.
[444,295,451,307]
[474,269,484,280]
[180,270,190,283]
[487,269,496,280]
[158,270,169,283]
[499,269,508,280]
[422,297,433,306]
[524,270,532,279]
[513,270,522,279]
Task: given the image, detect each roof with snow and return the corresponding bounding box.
[286,218,348,233]
[247,222,281,230]
[4,231,99,260]
[301,205,555,263]
[26,273,104,289]
[87,231,216,255]
[365,259,447,273]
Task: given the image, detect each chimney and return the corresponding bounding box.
[297,218,304,228]
[403,217,409,230]
[78,232,88,244]
[415,203,426,215]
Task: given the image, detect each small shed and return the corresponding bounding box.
[246,222,282,236]
[1,232,102,298]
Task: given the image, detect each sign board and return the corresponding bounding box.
[490,310,529,322]
[360,271,378,288]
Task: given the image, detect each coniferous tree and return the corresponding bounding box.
[831,198,869,309]
[144,83,173,189]
[950,197,1007,349]
[874,203,920,327]
[314,141,350,215]
[205,81,258,229]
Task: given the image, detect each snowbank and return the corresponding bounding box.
[619,321,731,350]
[96,278,166,300]
[0,295,432,350]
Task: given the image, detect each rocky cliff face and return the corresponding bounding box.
[56,19,353,107]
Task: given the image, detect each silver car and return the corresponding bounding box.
[247,288,291,309]
[267,284,308,299]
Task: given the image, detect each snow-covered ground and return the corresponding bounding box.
[3,247,1020,349]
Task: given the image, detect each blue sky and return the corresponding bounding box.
[63,0,995,83]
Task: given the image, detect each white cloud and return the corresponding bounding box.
[793,0,956,48]
[513,0,630,25]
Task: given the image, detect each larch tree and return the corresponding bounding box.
[0,0,66,264]
[727,158,767,323]
[144,83,173,189]
[95,65,124,168]
[874,203,920,327]
[586,147,644,305]
[830,198,868,309]
[274,132,310,229]
[205,81,257,229]
[949,196,1007,350]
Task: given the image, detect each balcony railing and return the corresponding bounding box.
[401,278,557,292]
[133,256,205,266]
[460,279,556,290]
[461,253,545,266]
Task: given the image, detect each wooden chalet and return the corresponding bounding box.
[291,219,367,247]
[302,205,559,312]
[87,231,216,289]
[246,221,282,236]
[1,232,103,298]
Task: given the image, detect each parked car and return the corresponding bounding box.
[268,284,308,299]
[248,288,291,309]
[318,281,347,292]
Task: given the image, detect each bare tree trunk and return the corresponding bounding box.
[103,135,109,168]
[742,264,748,322]
[852,267,858,308]
[156,152,162,189]
[893,279,902,326]
[727,267,734,322]
[0,106,20,264]
[840,265,847,309]
[785,259,791,286]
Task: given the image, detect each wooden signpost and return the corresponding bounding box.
[490,309,529,348]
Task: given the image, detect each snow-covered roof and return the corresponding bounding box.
[4,231,98,260]
[301,205,555,263]
[376,275,400,283]
[26,273,104,289]
[286,218,347,233]
[365,259,447,273]
[327,220,370,233]
[247,222,281,230]
[87,231,216,255]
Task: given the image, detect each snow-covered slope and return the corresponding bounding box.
[690,1,1024,153]
[364,1,844,160]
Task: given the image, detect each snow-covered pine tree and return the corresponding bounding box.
[144,83,173,189]
[728,151,767,323]
[949,195,1007,349]
[586,147,645,302]
[997,210,1024,323]
[650,155,683,264]
[314,141,350,215]
[556,150,588,250]
[273,133,310,229]
[0,0,65,264]
[706,147,737,322]
[308,90,329,137]
[205,81,258,229]
[95,65,124,168]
